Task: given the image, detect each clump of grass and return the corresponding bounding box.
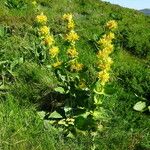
[0,95,56,150]
[11,62,57,104]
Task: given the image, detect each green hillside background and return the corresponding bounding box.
[140,9,150,15]
[0,0,150,149]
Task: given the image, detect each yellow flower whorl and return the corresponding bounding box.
[38,26,49,36]
[49,46,59,58]
[36,13,47,24]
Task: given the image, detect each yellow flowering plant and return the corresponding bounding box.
[33,12,118,137]
[33,12,60,64]
[91,20,118,128]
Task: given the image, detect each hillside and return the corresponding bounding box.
[140,9,150,15]
[0,0,150,150]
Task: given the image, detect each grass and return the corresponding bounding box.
[0,0,150,149]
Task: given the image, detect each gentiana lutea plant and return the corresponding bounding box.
[92,20,117,121]
[34,12,118,136]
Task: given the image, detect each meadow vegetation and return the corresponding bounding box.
[0,0,150,149]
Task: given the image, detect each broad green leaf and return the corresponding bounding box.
[133,101,146,112]
[75,116,86,130]
[58,119,68,126]
[37,111,45,119]
[80,112,90,118]
[44,120,52,129]
[64,107,72,113]
[93,110,103,120]
[54,87,65,94]
[67,132,75,139]
[104,85,116,95]
[48,111,63,119]
[148,106,150,112]
[64,107,72,116]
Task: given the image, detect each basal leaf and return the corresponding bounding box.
[49,111,63,119]
[54,87,65,94]
[133,101,146,112]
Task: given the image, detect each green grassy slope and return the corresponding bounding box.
[0,0,150,149]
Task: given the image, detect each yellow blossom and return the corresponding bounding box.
[106,20,117,30]
[49,46,59,58]
[62,13,73,22]
[67,21,75,29]
[98,63,111,71]
[43,35,54,46]
[102,33,115,41]
[39,26,49,36]
[98,57,112,66]
[98,71,110,85]
[98,58,113,70]
[32,1,37,6]
[70,61,83,72]
[36,13,47,24]
[107,32,115,40]
[52,61,62,68]
[67,47,78,58]
[66,30,79,42]
[97,45,114,59]
[97,50,108,59]
[97,38,111,47]
[104,57,113,65]
[105,44,114,54]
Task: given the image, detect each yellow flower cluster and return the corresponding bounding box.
[70,61,83,72]
[35,13,51,40]
[106,20,117,30]
[63,13,73,22]
[63,13,75,29]
[52,61,62,68]
[42,35,54,46]
[97,45,114,58]
[63,13,79,43]
[67,21,75,29]
[98,71,110,85]
[49,46,59,58]
[63,13,83,72]
[97,32,115,47]
[66,30,79,42]
[97,20,117,86]
[67,47,78,58]
[36,12,47,25]
[35,13,61,67]
[38,26,49,36]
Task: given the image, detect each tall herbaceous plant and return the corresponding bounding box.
[34,11,118,137]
